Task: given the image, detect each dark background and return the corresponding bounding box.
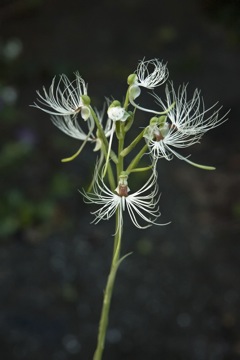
[0,0,240,359]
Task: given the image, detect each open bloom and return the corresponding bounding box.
[32,72,89,118]
[131,58,168,90]
[128,59,168,114]
[82,171,165,232]
[154,82,228,138]
[107,100,130,123]
[51,114,94,141]
[143,83,228,168]
[144,120,201,165]
[51,104,112,152]
[107,105,129,122]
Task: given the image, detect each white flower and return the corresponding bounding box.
[154,82,228,138]
[144,121,200,163]
[128,59,168,114]
[32,72,89,117]
[51,104,112,152]
[144,83,228,168]
[82,171,166,232]
[51,113,94,139]
[133,58,168,89]
[107,106,129,122]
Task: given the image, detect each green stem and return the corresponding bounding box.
[117,122,125,177]
[90,106,109,151]
[93,118,127,360]
[126,144,148,174]
[120,129,144,158]
[123,88,129,109]
[93,210,122,360]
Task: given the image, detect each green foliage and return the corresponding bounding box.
[0,141,31,169]
[0,189,55,238]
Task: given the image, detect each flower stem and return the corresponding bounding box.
[126,144,148,174]
[120,129,144,158]
[117,122,125,178]
[93,210,122,360]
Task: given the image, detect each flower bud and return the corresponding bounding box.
[158,115,167,126]
[109,100,121,108]
[81,95,91,105]
[127,73,137,85]
[149,117,159,125]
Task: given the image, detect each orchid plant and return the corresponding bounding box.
[32,59,227,360]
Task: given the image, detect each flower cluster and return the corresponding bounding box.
[32,59,228,230]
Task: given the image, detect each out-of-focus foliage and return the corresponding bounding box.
[202,0,240,44]
[0,36,81,240]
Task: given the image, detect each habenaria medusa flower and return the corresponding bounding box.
[51,104,112,152]
[144,82,228,169]
[107,101,129,122]
[32,72,90,119]
[129,58,169,90]
[154,82,228,137]
[82,170,167,232]
[127,59,169,114]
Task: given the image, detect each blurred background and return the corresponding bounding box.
[0,0,240,359]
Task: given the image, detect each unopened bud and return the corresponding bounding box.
[81,95,91,105]
[127,73,137,85]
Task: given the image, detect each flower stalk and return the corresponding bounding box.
[93,210,122,360]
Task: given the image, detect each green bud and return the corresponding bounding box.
[109,100,121,108]
[158,115,167,125]
[127,73,137,85]
[149,117,159,125]
[81,95,91,105]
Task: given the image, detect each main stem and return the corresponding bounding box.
[93,110,126,360]
[93,210,122,360]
